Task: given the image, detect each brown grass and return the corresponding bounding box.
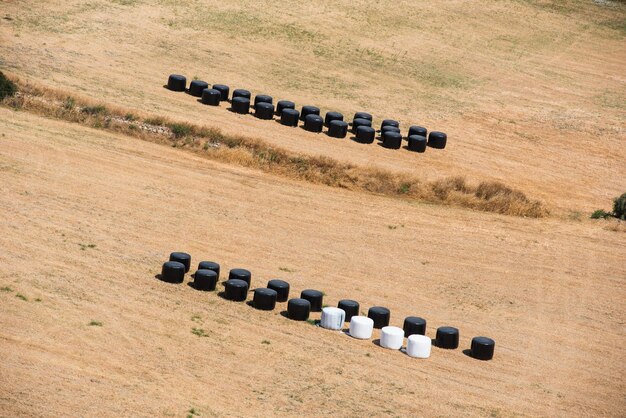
[2,77,548,218]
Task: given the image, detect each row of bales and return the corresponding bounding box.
[167,74,447,152]
[162,252,494,361]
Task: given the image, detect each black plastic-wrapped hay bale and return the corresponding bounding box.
[212,84,230,101]
[324,111,343,127]
[338,299,359,322]
[300,105,320,121]
[428,131,447,149]
[224,279,248,302]
[352,117,372,133]
[198,261,220,278]
[201,88,221,106]
[381,125,401,135]
[255,102,275,120]
[471,336,495,360]
[300,289,323,312]
[169,252,191,272]
[276,100,295,116]
[436,326,459,349]
[407,135,427,153]
[253,288,278,311]
[267,279,290,302]
[161,261,185,283]
[167,74,186,92]
[189,80,209,97]
[287,298,311,321]
[381,119,400,130]
[403,316,427,337]
[281,108,300,127]
[356,126,375,144]
[194,269,218,291]
[304,114,324,133]
[382,131,402,149]
[231,97,250,114]
[368,306,390,329]
[353,112,373,122]
[408,125,427,138]
[328,120,348,138]
[232,89,251,100]
[229,268,251,286]
[254,94,273,107]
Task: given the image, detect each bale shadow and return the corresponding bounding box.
[279,310,290,319]
[324,132,346,139]
[154,274,182,285]
[377,142,400,150]
[372,339,382,347]
[217,291,227,299]
[462,349,473,358]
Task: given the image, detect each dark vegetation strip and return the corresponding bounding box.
[0,73,547,217]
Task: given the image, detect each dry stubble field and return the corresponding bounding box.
[1,0,626,417]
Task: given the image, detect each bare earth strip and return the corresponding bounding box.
[0,109,624,417]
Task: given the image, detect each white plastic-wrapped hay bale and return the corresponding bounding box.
[349,316,374,339]
[406,334,431,358]
[321,307,345,330]
[380,326,404,350]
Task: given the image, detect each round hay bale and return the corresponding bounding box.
[201,88,221,106]
[356,126,375,143]
[408,125,427,138]
[267,279,290,302]
[403,316,426,337]
[167,74,186,92]
[255,102,275,120]
[198,261,220,278]
[287,298,311,321]
[349,316,374,339]
[381,119,400,130]
[321,307,345,330]
[300,289,323,312]
[232,89,251,100]
[406,334,431,358]
[194,269,218,291]
[224,279,248,301]
[189,80,209,97]
[281,108,300,127]
[381,125,401,135]
[328,120,348,138]
[407,135,427,153]
[231,97,250,114]
[161,261,185,283]
[169,252,191,272]
[304,114,324,132]
[352,117,372,133]
[254,94,273,107]
[471,336,495,360]
[380,326,404,350]
[428,131,447,149]
[276,100,295,116]
[353,112,373,122]
[253,288,278,311]
[338,299,359,322]
[324,111,344,127]
[212,84,230,101]
[229,268,252,286]
[436,326,459,349]
[382,131,402,149]
[300,105,320,121]
[367,306,390,329]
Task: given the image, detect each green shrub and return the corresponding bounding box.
[81,105,107,115]
[591,209,611,219]
[169,123,192,138]
[0,71,17,100]
[614,193,626,220]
